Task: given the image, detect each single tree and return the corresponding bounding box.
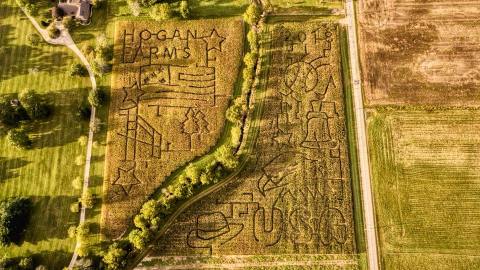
[149,3,172,21]
[140,0,157,7]
[247,30,258,52]
[18,257,33,269]
[179,1,190,19]
[243,52,257,68]
[62,16,75,31]
[69,63,88,77]
[0,97,29,127]
[77,135,88,146]
[243,3,261,25]
[68,225,77,238]
[27,33,41,46]
[185,163,200,184]
[24,3,38,16]
[226,98,245,124]
[75,155,85,166]
[19,89,52,120]
[70,202,80,213]
[88,88,107,107]
[46,23,60,39]
[231,125,242,147]
[7,128,32,149]
[128,229,151,250]
[127,0,141,16]
[80,191,95,209]
[214,145,239,170]
[0,197,32,246]
[72,176,83,189]
[76,222,90,240]
[102,242,130,270]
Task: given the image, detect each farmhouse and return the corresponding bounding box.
[54,0,93,24]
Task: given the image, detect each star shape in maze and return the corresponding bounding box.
[112,166,142,195]
[203,29,226,51]
[122,82,144,105]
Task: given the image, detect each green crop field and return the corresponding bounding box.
[367,109,480,270]
[0,0,92,267]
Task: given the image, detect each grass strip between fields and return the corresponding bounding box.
[339,25,367,256]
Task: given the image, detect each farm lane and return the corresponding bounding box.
[19,7,98,269]
[344,0,380,270]
[136,258,358,269]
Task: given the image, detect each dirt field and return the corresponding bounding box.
[137,21,358,268]
[367,109,480,269]
[102,19,244,238]
[358,0,480,105]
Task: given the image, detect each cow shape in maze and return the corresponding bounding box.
[103,19,244,238]
[152,23,356,257]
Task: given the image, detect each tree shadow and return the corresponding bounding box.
[0,24,15,46]
[0,2,20,21]
[73,32,96,44]
[107,0,127,16]
[88,175,104,188]
[22,88,90,148]
[0,44,73,81]
[0,157,30,182]
[191,3,248,18]
[23,195,78,244]
[33,250,73,270]
[88,221,101,235]
[90,154,105,164]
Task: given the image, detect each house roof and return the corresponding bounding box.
[57,0,91,22]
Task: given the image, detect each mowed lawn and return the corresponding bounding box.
[367,109,480,269]
[0,0,91,267]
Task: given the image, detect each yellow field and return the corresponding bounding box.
[139,21,358,268]
[103,18,244,238]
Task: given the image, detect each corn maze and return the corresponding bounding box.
[102,19,244,238]
[145,22,357,266]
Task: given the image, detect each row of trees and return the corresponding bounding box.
[127,0,190,20]
[101,3,263,269]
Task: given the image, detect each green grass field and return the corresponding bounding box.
[367,108,480,269]
[0,0,92,267]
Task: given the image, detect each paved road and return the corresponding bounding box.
[20,9,97,269]
[344,1,380,270]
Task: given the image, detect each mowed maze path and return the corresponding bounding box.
[0,0,91,267]
[367,110,480,269]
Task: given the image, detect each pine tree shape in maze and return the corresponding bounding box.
[103,19,244,238]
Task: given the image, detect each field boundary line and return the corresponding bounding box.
[17,6,97,269]
[344,0,380,270]
[136,259,358,270]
